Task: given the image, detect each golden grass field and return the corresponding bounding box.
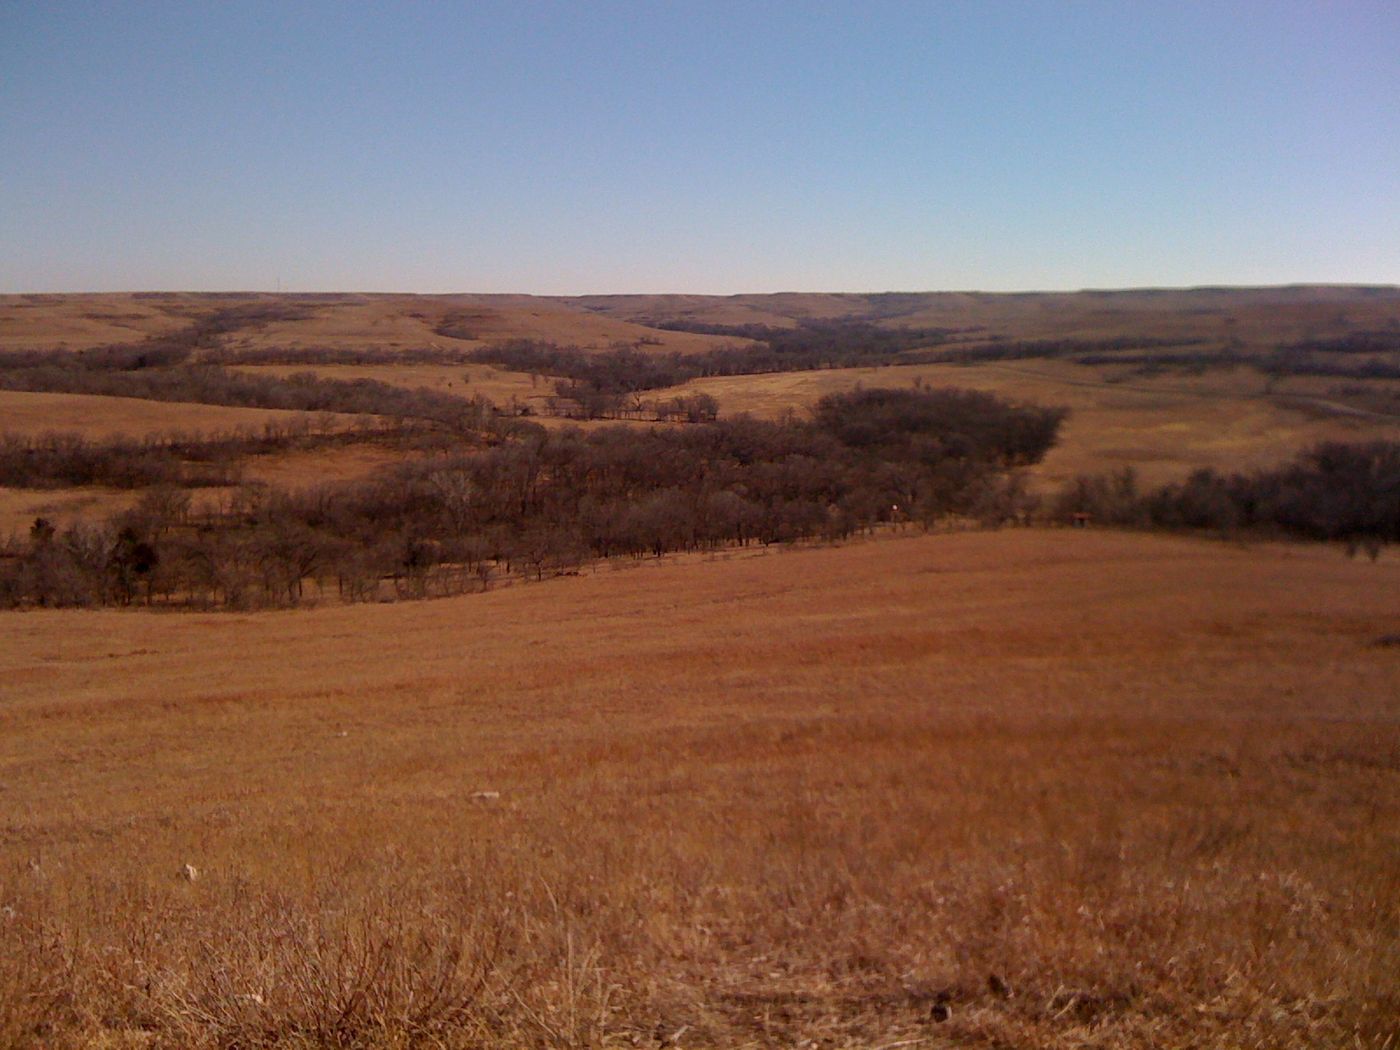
[0,294,740,355]
[0,486,142,540]
[230,355,1400,489]
[658,360,1400,488]
[2,529,1397,1048]
[6,287,1399,357]
[232,363,543,408]
[0,390,351,443]
[570,286,1400,352]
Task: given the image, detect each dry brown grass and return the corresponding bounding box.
[0,486,142,537]
[657,360,1400,487]
[232,363,543,408]
[230,365,676,432]
[9,287,1399,357]
[0,294,197,351]
[234,444,411,490]
[573,287,1400,351]
[0,390,351,442]
[235,294,737,354]
[0,293,740,356]
[2,529,1396,1048]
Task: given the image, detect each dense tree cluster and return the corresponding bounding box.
[0,432,242,489]
[1069,348,1249,373]
[431,310,499,341]
[811,387,1067,467]
[475,341,700,395]
[650,318,957,361]
[0,387,1064,609]
[1052,441,1400,555]
[931,333,1400,382]
[917,328,1400,385]
[1283,330,1400,355]
[1264,349,1400,381]
[926,336,1209,366]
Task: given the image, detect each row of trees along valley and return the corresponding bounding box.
[1051,440,1400,559]
[1,387,1067,609]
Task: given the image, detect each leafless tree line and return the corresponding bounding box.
[0,388,1065,609]
[1052,441,1400,556]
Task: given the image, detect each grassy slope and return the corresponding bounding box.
[7,287,1400,356]
[2,529,1397,1047]
[0,389,352,441]
[566,286,1400,351]
[0,292,742,355]
[0,485,141,538]
[230,362,542,406]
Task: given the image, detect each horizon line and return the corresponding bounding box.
[5,281,1400,299]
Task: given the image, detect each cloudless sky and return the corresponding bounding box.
[2,1,1398,293]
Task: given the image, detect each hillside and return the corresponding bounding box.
[6,286,1400,355]
[2,285,1397,577]
[0,292,742,355]
[2,529,1396,1047]
[2,288,1398,1046]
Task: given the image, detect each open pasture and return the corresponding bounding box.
[233,362,543,407]
[0,390,350,442]
[0,293,745,356]
[2,529,1396,1048]
[234,442,411,490]
[0,485,141,538]
[660,360,1400,487]
[7,288,1400,359]
[572,286,1400,353]
[0,293,199,352]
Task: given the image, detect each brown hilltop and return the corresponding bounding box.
[4,284,1399,354]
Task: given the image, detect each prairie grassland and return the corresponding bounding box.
[231,365,676,432]
[235,356,1400,488]
[660,361,1400,487]
[9,288,1399,356]
[0,486,141,537]
[232,295,740,355]
[0,294,197,351]
[572,287,1400,350]
[0,391,372,533]
[235,443,411,490]
[0,390,352,442]
[1,530,1396,1048]
[233,363,544,407]
[0,293,741,356]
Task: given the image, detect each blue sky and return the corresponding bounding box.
[2,2,1397,293]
